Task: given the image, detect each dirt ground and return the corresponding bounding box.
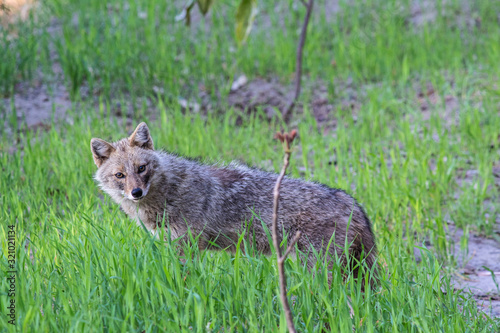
[449,225,500,317]
[414,223,500,318]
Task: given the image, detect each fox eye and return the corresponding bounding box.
[115,172,124,179]
[138,165,146,173]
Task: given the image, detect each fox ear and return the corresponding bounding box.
[129,122,154,150]
[91,138,115,167]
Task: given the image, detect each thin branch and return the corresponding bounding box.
[272,130,299,333]
[299,0,308,7]
[282,0,314,123]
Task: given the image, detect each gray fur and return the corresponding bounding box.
[92,123,377,282]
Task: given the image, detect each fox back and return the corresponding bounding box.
[91,123,377,282]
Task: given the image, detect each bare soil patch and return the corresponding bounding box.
[227,75,363,129]
[449,224,500,318]
[1,81,72,136]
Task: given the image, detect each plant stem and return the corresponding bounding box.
[283,0,314,123]
[272,131,300,333]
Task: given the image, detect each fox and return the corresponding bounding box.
[91,122,377,284]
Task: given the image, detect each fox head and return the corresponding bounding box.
[91,122,159,203]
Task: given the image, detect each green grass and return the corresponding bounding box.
[2,0,500,98]
[1,0,500,331]
[1,110,499,331]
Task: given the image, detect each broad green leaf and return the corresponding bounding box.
[235,0,257,45]
[197,0,214,15]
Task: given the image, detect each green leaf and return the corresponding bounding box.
[235,0,257,45]
[197,0,214,15]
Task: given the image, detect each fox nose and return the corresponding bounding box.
[131,188,143,198]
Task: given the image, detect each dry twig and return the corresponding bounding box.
[282,0,314,123]
[272,129,301,333]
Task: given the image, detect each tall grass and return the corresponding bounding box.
[1,0,499,98]
[1,0,499,331]
[1,104,499,331]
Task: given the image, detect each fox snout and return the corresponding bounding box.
[126,181,149,201]
[131,188,143,199]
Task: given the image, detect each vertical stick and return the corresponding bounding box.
[272,130,301,333]
[283,0,315,123]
